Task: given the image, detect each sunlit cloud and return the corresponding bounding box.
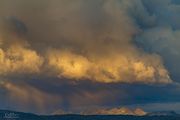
[0,0,179,114]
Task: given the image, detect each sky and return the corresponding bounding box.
[0,0,180,114]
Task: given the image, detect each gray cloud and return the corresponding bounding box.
[0,0,171,83]
[0,0,179,114]
[133,0,180,82]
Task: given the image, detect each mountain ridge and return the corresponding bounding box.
[0,109,180,120]
[147,110,179,116]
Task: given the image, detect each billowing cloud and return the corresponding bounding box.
[0,0,179,114]
[0,0,171,84]
[47,49,171,83]
[131,0,180,82]
[0,16,43,75]
[0,44,43,75]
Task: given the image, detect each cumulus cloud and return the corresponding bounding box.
[0,44,43,75]
[0,16,43,75]
[0,0,179,114]
[47,49,171,83]
[133,0,180,82]
[0,0,172,84]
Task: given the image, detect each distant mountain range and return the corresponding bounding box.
[147,110,179,116]
[0,109,180,120]
[80,107,147,116]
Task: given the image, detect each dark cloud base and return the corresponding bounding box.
[1,78,180,114]
[0,0,180,114]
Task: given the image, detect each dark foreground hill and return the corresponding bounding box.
[0,110,180,120]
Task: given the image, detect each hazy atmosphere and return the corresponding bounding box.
[0,0,180,114]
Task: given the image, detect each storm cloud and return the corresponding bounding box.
[0,0,171,83]
[0,0,179,114]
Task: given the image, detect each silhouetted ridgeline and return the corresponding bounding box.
[0,110,180,120]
